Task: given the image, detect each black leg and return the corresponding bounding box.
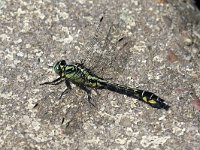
[40,76,63,85]
[80,86,95,107]
[59,79,72,99]
[75,59,86,68]
[80,59,86,65]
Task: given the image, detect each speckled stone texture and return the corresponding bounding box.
[0,0,200,149]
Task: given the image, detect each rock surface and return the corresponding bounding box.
[0,0,200,149]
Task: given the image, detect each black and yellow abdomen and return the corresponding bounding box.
[98,80,170,110]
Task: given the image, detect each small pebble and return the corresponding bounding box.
[192,99,200,110]
[167,50,178,63]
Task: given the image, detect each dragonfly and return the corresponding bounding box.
[40,59,170,110]
[40,14,170,111]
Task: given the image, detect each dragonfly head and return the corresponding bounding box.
[53,60,66,76]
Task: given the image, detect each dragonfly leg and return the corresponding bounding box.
[75,59,86,67]
[59,79,72,99]
[80,59,86,65]
[80,86,95,107]
[40,76,63,85]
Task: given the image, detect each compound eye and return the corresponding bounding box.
[56,65,60,71]
[60,60,66,65]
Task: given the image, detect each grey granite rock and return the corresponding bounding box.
[0,0,199,149]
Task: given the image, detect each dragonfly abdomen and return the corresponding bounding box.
[98,80,170,110]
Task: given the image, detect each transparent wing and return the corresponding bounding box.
[81,12,113,67]
[80,13,135,80]
[34,86,97,133]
